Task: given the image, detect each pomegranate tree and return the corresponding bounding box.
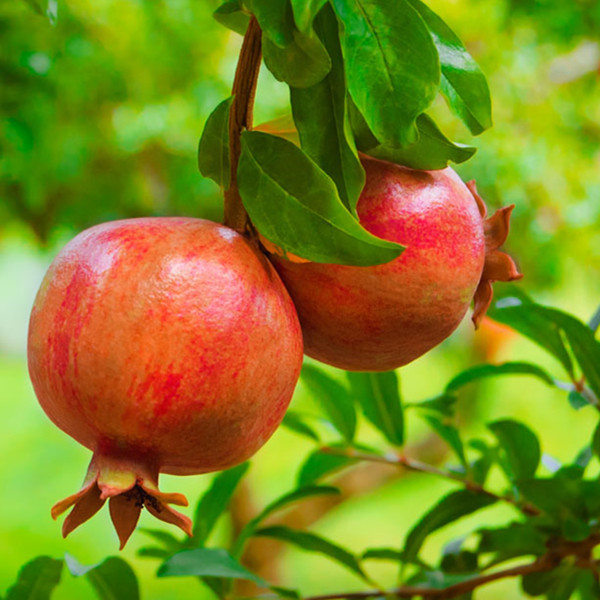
[270,157,522,372]
[28,217,303,548]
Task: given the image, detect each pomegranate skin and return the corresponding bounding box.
[28,217,303,546]
[272,158,490,372]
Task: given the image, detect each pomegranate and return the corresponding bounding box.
[28,217,303,548]
[270,157,522,372]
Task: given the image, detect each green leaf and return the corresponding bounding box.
[254,526,367,580]
[488,419,541,480]
[290,5,365,213]
[445,362,554,392]
[197,97,233,188]
[522,565,580,600]
[404,490,496,563]
[408,393,458,418]
[290,0,328,32]
[425,415,466,468]
[263,29,331,88]
[65,555,140,600]
[297,449,356,486]
[478,523,546,566]
[592,421,600,459]
[22,0,57,24]
[232,485,340,556]
[365,114,476,170]
[5,557,63,600]
[245,0,294,47]
[301,364,356,442]
[362,548,404,562]
[157,548,266,585]
[191,462,249,546]
[237,131,404,265]
[332,0,439,148]
[139,529,181,551]
[282,411,320,441]
[489,296,575,378]
[347,371,404,446]
[468,439,495,486]
[406,0,492,134]
[213,0,250,35]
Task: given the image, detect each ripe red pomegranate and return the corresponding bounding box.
[28,217,303,548]
[270,157,522,372]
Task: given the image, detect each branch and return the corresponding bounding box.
[224,16,262,233]
[321,447,540,516]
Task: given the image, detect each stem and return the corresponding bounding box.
[321,447,540,516]
[224,16,262,233]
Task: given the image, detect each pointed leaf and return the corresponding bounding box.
[404,490,497,563]
[291,0,328,32]
[291,6,365,212]
[282,411,320,441]
[5,557,63,600]
[263,29,331,88]
[408,393,458,418]
[254,526,367,580]
[488,419,540,481]
[65,555,140,600]
[425,415,466,468]
[332,0,439,148]
[157,548,266,585]
[237,131,404,265]
[362,548,404,562]
[301,364,356,442]
[347,371,404,446]
[366,114,476,170]
[213,0,250,35]
[297,449,356,486]
[406,0,492,134]
[139,528,181,550]
[191,463,249,546]
[446,362,554,392]
[198,96,233,188]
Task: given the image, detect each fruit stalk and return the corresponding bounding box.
[224,16,262,233]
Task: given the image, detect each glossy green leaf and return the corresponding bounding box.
[406,0,492,134]
[424,415,466,468]
[347,371,404,446]
[237,131,404,265]
[282,411,320,441]
[213,0,250,35]
[366,114,476,170]
[297,449,356,486]
[445,361,554,392]
[488,419,540,480]
[5,557,63,600]
[245,0,294,47]
[263,29,331,88]
[65,555,140,600]
[197,96,233,188]
[301,364,356,442]
[291,0,328,32]
[191,462,249,546]
[332,0,439,148]
[232,485,340,556]
[254,526,367,580]
[291,6,365,212]
[157,548,266,585]
[404,490,497,563]
[489,296,575,378]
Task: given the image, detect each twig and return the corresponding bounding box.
[224,16,262,233]
[320,447,540,516]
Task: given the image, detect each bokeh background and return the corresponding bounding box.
[1,0,599,597]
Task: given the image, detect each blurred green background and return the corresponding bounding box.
[1,0,599,597]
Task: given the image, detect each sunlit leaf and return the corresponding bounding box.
[245,0,294,47]
[332,0,439,148]
[290,0,328,32]
[445,362,554,392]
[213,0,250,35]
[5,557,63,600]
[297,449,356,486]
[237,131,404,265]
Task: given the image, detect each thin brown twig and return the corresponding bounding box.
[224,16,262,233]
[320,446,541,516]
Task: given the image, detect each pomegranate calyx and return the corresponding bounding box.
[468,182,523,328]
[52,453,192,549]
